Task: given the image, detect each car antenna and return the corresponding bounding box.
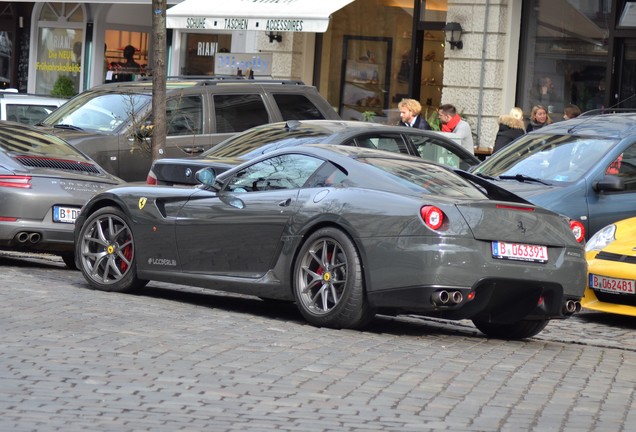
[568,93,636,134]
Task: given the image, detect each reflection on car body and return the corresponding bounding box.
[75,144,586,340]
[147,120,480,186]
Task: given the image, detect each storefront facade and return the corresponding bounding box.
[1,1,632,148]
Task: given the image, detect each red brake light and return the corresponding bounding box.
[420,205,444,230]
[0,175,32,188]
[146,171,157,185]
[570,220,585,243]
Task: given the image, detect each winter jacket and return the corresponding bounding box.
[493,115,525,153]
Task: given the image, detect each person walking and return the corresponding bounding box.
[493,107,526,153]
[398,98,431,130]
[563,104,581,120]
[438,103,474,154]
[526,104,552,132]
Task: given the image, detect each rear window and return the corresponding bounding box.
[359,157,485,198]
[6,104,59,125]
[0,125,87,159]
[273,94,326,120]
[203,126,331,159]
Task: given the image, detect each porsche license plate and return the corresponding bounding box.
[589,274,635,294]
[492,241,548,263]
[53,206,81,224]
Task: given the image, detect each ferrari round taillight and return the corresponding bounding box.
[146,170,157,185]
[420,205,444,230]
[570,220,585,243]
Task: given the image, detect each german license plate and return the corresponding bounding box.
[53,206,81,224]
[492,241,548,263]
[589,274,635,294]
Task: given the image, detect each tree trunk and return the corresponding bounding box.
[151,0,167,161]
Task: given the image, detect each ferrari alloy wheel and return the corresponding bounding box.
[293,227,373,329]
[77,206,147,292]
[472,318,549,340]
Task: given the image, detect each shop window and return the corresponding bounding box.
[34,3,85,96]
[517,1,611,119]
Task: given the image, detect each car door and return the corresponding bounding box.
[175,153,325,277]
[163,93,210,157]
[586,141,636,235]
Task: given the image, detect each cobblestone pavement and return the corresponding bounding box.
[1,252,635,432]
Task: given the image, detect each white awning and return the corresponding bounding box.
[166,0,355,33]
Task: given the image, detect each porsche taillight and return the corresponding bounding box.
[420,205,445,230]
[570,220,585,243]
[0,175,31,189]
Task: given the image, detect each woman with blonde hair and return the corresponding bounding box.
[493,107,526,153]
[526,105,552,132]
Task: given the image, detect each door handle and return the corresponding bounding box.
[184,146,205,154]
[278,198,292,207]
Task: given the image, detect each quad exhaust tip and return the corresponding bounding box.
[431,290,464,306]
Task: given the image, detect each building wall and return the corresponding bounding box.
[442,0,521,149]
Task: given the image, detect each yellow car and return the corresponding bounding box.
[582,217,636,316]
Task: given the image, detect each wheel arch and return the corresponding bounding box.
[287,220,370,297]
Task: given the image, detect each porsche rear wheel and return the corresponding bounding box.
[472,318,549,340]
[77,206,147,292]
[293,227,373,329]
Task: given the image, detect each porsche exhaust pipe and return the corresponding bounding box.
[563,300,581,314]
[431,290,463,306]
[16,232,30,243]
[28,233,41,244]
[14,231,42,245]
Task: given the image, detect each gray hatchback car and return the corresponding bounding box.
[471,111,636,240]
[36,78,340,181]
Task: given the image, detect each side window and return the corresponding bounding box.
[166,95,203,136]
[214,94,269,133]
[356,135,408,154]
[272,94,325,120]
[6,104,58,125]
[607,144,636,191]
[410,135,465,169]
[225,154,325,192]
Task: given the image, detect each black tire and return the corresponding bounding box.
[76,206,148,292]
[472,318,550,340]
[293,227,373,329]
[59,251,77,270]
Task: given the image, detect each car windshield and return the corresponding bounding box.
[359,157,485,198]
[472,133,618,183]
[40,90,151,133]
[203,127,331,159]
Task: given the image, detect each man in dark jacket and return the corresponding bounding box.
[493,108,525,153]
[398,98,431,130]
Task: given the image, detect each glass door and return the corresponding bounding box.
[614,39,636,108]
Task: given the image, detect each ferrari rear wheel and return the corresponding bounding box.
[293,227,373,329]
[472,318,549,340]
[77,206,147,292]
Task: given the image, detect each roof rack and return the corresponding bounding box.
[580,107,636,117]
[135,75,306,86]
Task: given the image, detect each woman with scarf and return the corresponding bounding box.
[438,104,474,154]
[493,107,526,153]
[526,104,552,132]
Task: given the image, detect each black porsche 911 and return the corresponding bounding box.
[74,145,587,339]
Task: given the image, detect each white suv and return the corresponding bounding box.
[0,90,67,125]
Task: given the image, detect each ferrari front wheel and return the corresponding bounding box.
[472,318,549,340]
[77,206,147,292]
[293,227,373,329]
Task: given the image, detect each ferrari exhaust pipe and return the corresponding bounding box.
[431,290,464,306]
[431,290,450,305]
[450,290,463,304]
